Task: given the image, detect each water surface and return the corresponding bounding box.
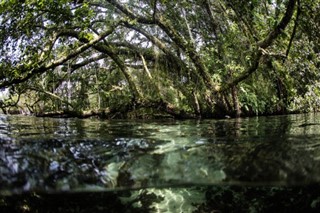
[1,114,320,212]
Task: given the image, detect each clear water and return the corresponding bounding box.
[1,114,320,212]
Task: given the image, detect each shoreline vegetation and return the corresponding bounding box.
[1,0,319,120]
[0,105,313,120]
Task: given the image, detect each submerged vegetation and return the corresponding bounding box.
[0,0,319,118]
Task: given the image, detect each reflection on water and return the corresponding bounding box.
[1,114,320,211]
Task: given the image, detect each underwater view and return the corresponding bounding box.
[1,113,320,212]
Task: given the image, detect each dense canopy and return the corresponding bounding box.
[0,0,319,118]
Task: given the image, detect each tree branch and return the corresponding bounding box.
[257,0,296,48]
[48,27,144,101]
[0,26,117,89]
[155,16,217,91]
[28,87,74,108]
[70,54,107,72]
[221,0,296,92]
[122,22,186,70]
[284,0,301,60]
[106,0,155,24]
[105,1,218,94]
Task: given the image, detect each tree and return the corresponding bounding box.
[1,0,317,118]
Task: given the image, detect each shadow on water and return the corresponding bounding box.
[1,114,320,212]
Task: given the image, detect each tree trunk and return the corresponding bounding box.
[232,85,241,117]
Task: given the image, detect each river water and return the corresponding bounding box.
[1,114,320,212]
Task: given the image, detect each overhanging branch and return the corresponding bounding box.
[257,0,296,49]
[0,26,117,89]
[220,0,296,92]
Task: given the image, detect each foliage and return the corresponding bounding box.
[0,0,319,117]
